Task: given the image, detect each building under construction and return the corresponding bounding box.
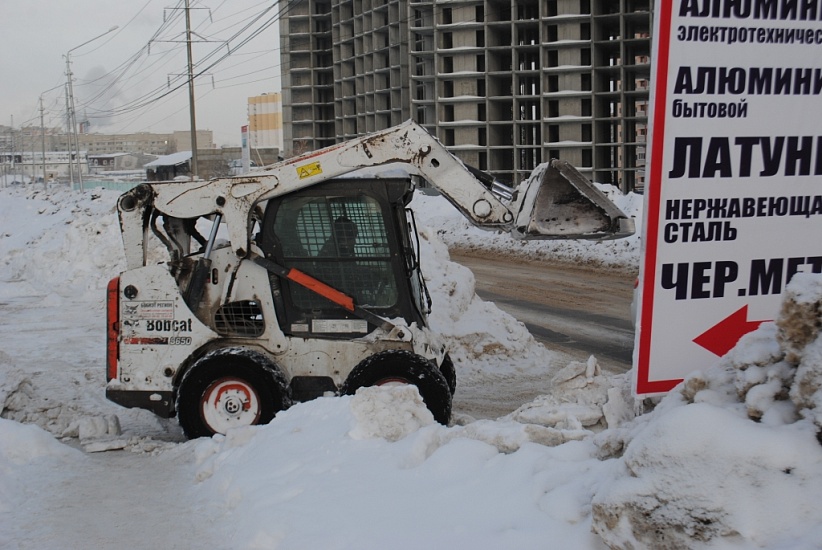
[280,0,652,192]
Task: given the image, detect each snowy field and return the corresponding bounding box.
[1,181,822,549]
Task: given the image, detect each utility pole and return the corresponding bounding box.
[65,81,76,188]
[185,0,199,180]
[66,55,82,190]
[10,116,15,184]
[65,25,118,192]
[40,97,47,189]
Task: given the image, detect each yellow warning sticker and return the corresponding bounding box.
[297,161,322,179]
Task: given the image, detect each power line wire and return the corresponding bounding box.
[80,0,290,122]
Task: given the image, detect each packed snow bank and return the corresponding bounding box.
[0,418,84,546]
[190,385,614,549]
[419,226,552,381]
[188,270,822,549]
[0,186,125,300]
[591,274,822,548]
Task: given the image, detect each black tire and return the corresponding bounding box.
[176,348,289,439]
[439,353,457,396]
[340,350,452,425]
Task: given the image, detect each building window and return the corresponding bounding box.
[444,104,454,122]
[444,128,455,146]
[442,8,452,24]
[443,33,453,49]
[443,56,453,73]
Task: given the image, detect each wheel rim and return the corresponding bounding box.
[200,377,261,433]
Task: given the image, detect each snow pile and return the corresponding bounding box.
[2,184,822,548]
[349,385,436,441]
[507,356,636,433]
[0,186,125,299]
[0,417,82,468]
[0,186,180,447]
[191,386,611,549]
[590,274,822,548]
[0,418,84,545]
[419,226,549,380]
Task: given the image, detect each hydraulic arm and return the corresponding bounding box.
[117,119,634,270]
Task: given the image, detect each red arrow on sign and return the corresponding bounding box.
[693,305,770,357]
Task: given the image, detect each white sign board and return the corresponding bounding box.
[241,124,251,174]
[635,0,822,395]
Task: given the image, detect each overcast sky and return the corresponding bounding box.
[0,0,282,147]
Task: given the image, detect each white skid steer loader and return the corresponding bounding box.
[106,120,633,438]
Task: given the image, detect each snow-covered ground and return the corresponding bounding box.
[1,181,821,549]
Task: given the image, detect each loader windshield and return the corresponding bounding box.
[259,178,426,336]
[271,194,398,310]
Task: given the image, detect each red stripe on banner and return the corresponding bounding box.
[636,1,683,395]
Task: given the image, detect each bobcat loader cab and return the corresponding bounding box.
[106,120,633,438]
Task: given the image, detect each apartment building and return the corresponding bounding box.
[280,0,652,191]
[248,92,285,150]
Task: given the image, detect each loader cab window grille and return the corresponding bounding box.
[273,194,398,311]
[214,300,265,337]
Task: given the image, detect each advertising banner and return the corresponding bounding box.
[636,0,822,395]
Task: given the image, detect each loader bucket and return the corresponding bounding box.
[513,159,635,240]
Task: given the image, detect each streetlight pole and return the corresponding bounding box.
[65,25,118,192]
[65,73,76,188]
[37,82,65,188]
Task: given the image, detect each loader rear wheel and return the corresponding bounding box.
[341,350,452,425]
[176,349,288,439]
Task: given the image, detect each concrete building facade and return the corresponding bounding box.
[280,0,652,191]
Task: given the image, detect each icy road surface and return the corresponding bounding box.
[452,251,635,372]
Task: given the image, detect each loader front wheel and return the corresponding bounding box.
[176,349,288,439]
[341,351,452,425]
